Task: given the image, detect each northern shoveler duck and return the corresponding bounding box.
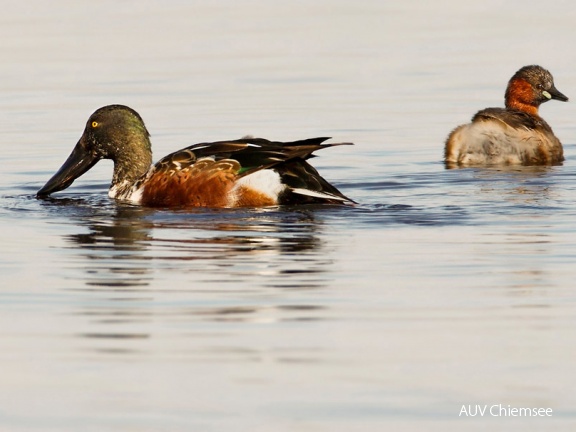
[444,65,568,167]
[36,105,355,207]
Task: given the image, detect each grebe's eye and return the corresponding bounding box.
[91,121,99,128]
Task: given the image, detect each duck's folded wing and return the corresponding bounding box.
[154,137,351,177]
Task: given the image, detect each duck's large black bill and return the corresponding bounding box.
[37,139,100,197]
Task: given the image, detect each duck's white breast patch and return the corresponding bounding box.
[108,182,127,199]
[109,181,144,204]
[125,186,144,204]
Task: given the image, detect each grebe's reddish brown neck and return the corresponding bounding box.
[505,78,540,116]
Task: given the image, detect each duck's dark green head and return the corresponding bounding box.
[37,105,152,197]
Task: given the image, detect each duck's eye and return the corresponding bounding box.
[91,121,99,128]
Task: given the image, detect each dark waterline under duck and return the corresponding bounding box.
[444,65,568,167]
[37,105,355,208]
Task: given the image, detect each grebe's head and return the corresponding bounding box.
[505,65,568,115]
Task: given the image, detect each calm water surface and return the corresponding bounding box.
[2,1,576,431]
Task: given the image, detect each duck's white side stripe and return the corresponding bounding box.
[291,188,349,202]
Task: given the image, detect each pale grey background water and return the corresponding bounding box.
[1,1,576,431]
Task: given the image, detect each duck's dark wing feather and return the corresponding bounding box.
[154,137,353,177]
[275,158,355,204]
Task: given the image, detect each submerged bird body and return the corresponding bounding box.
[37,105,354,207]
[444,65,568,167]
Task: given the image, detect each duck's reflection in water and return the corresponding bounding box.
[60,202,335,356]
[66,205,328,283]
